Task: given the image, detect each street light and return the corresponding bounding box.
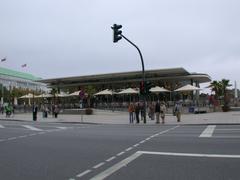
[111,24,147,123]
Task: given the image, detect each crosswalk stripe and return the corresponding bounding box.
[199,125,216,137]
[56,127,67,130]
[22,125,43,131]
[0,124,5,128]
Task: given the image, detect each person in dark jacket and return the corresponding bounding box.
[155,101,160,124]
[135,102,140,123]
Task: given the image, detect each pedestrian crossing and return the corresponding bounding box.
[0,124,72,131]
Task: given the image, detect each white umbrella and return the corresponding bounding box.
[150,86,170,93]
[19,93,34,99]
[94,89,115,96]
[55,92,70,97]
[174,84,201,92]
[118,88,139,94]
[69,90,81,96]
[69,90,88,97]
[35,93,53,98]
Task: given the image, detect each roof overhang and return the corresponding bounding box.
[37,67,211,88]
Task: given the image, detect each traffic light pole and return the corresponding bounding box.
[120,34,147,123]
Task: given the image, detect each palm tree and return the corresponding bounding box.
[220,79,231,111]
[209,79,231,111]
[209,80,222,99]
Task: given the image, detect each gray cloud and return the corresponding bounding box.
[0,0,240,88]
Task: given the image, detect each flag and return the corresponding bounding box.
[21,64,27,68]
[1,57,6,62]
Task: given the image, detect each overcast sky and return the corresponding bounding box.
[0,0,239,89]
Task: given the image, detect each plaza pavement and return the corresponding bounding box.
[0,109,240,125]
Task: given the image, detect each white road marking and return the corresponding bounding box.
[76,169,92,178]
[211,136,240,139]
[106,156,116,162]
[29,133,37,136]
[0,124,5,128]
[216,129,240,131]
[133,143,139,147]
[74,126,180,179]
[199,125,216,137]
[56,126,67,130]
[7,137,17,140]
[0,139,5,142]
[138,151,240,158]
[90,152,142,180]
[22,125,43,131]
[93,162,105,169]
[125,147,133,151]
[117,151,125,156]
[145,137,151,141]
[139,140,145,144]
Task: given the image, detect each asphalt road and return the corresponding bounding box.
[0,120,240,180]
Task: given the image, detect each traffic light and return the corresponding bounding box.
[145,81,152,95]
[112,24,122,43]
[140,81,145,95]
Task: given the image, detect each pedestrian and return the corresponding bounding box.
[135,102,140,123]
[32,104,38,121]
[155,101,160,124]
[160,101,167,124]
[54,104,59,118]
[139,102,144,121]
[174,101,182,122]
[149,102,155,120]
[128,103,135,124]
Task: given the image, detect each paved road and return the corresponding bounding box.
[1,120,240,180]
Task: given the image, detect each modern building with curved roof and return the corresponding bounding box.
[39,67,211,91]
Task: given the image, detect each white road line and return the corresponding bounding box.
[211,136,240,139]
[38,132,45,135]
[106,156,116,162]
[126,147,133,151]
[0,139,5,142]
[29,133,37,136]
[22,125,43,131]
[216,129,240,131]
[76,169,92,178]
[56,126,67,130]
[93,162,105,169]
[199,125,216,137]
[90,152,142,180]
[137,151,240,158]
[7,137,17,140]
[139,140,145,144]
[117,151,125,156]
[0,124,5,128]
[145,137,151,141]
[133,143,139,147]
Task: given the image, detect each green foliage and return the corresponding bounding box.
[209,79,232,110]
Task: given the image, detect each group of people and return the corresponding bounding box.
[128,101,182,124]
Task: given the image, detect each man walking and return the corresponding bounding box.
[128,103,135,124]
[155,101,160,124]
[135,102,140,123]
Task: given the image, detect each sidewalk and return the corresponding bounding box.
[1,110,240,125]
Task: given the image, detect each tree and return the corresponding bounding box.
[84,85,97,108]
[209,79,231,111]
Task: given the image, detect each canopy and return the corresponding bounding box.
[174,84,201,92]
[118,88,139,94]
[35,93,53,98]
[150,86,170,93]
[94,89,115,96]
[19,93,34,99]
